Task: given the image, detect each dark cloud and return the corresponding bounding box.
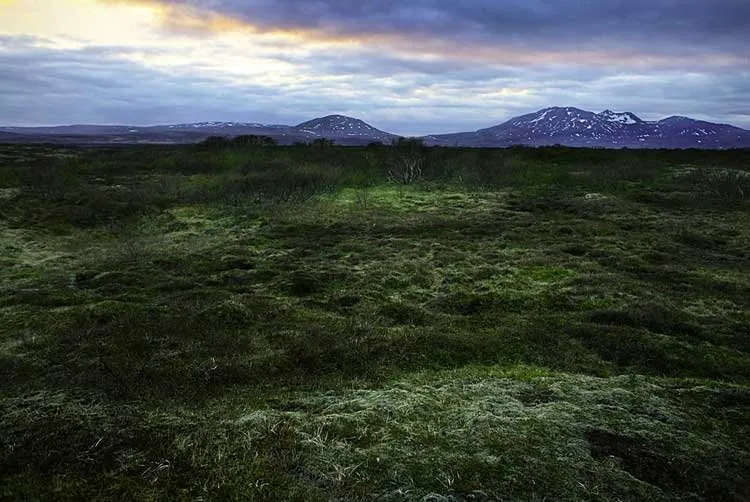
[145,0,750,58]
[0,34,748,133]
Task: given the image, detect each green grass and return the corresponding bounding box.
[1,144,749,500]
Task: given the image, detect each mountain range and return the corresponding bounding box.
[2,107,749,149]
[424,107,750,149]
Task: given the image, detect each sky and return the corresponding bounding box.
[0,0,748,135]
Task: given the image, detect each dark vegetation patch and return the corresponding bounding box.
[587,429,692,494]
[586,428,748,501]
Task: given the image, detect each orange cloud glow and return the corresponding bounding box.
[95,0,747,71]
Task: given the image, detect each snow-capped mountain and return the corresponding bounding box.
[294,115,395,143]
[2,109,748,148]
[477,107,651,144]
[426,107,750,149]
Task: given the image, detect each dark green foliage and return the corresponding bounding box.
[391,136,425,150]
[1,143,749,500]
[232,135,278,147]
[198,135,231,149]
[311,138,335,148]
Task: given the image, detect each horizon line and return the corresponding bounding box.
[1,106,747,134]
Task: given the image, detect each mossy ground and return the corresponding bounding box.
[1,144,749,500]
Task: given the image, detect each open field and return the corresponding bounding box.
[1,143,749,500]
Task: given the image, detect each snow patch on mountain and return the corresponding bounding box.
[166,121,275,129]
[598,110,640,125]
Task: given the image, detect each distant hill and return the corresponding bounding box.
[0,115,393,146]
[2,108,749,148]
[0,130,21,141]
[293,115,396,144]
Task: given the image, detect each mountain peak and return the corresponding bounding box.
[659,115,692,124]
[597,109,642,125]
[321,114,356,120]
[539,106,588,114]
[293,114,394,140]
[296,114,369,128]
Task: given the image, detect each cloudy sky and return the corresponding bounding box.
[0,0,748,135]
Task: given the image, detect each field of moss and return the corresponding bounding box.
[1,143,749,500]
